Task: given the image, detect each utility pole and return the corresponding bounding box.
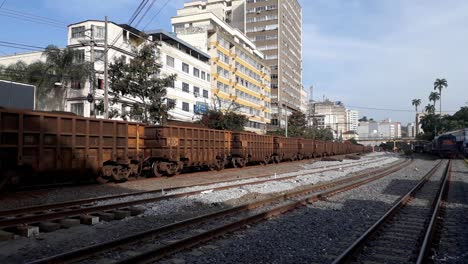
[89,26,96,118]
[103,16,109,119]
[285,105,288,137]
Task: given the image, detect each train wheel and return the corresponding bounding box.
[0,170,14,191]
[96,171,110,184]
[151,161,163,177]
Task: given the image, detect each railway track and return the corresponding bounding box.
[0,156,390,232]
[29,159,412,264]
[332,160,451,264]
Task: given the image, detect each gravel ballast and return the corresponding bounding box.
[0,153,383,211]
[0,152,406,263]
[434,160,468,264]
[164,158,440,264]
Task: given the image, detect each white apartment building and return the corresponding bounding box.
[346,109,359,132]
[0,51,44,66]
[358,119,402,139]
[0,20,212,123]
[406,122,416,138]
[177,0,246,32]
[148,30,211,122]
[309,100,347,138]
[175,0,303,131]
[172,10,272,133]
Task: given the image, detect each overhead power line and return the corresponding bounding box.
[143,0,171,30]
[0,9,67,28]
[346,105,459,113]
[134,0,158,28]
[128,0,150,25]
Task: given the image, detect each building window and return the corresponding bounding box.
[97,78,104,89]
[92,25,105,39]
[167,98,176,108]
[193,67,200,77]
[207,74,211,81]
[201,71,206,80]
[70,103,84,116]
[73,50,85,63]
[71,80,81,89]
[182,82,189,92]
[203,89,208,98]
[95,50,104,61]
[166,55,174,67]
[182,102,189,112]
[168,79,175,88]
[71,26,85,38]
[182,62,189,73]
[194,86,200,96]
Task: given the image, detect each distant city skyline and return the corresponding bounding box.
[0,0,466,124]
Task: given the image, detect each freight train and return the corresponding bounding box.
[0,108,372,191]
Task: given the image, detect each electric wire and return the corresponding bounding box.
[143,0,171,30]
[128,0,150,26]
[134,0,158,28]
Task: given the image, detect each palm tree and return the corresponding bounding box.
[429,91,440,111]
[425,104,435,114]
[412,99,421,135]
[412,99,421,112]
[43,45,93,111]
[434,78,447,116]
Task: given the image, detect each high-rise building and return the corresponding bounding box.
[309,100,347,139]
[172,9,272,133]
[245,0,302,129]
[346,109,359,132]
[173,0,302,130]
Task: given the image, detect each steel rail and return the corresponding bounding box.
[0,158,403,230]
[416,160,452,264]
[0,156,386,218]
[332,160,448,264]
[13,152,366,192]
[29,160,411,264]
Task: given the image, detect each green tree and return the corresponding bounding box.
[412,99,421,112]
[434,78,447,116]
[4,61,28,82]
[412,98,422,135]
[200,109,248,131]
[425,104,435,114]
[108,42,176,124]
[287,110,307,137]
[358,116,368,122]
[428,91,440,111]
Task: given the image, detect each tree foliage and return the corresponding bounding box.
[0,45,93,111]
[419,106,468,140]
[411,99,421,112]
[200,109,248,131]
[108,42,176,124]
[287,111,307,137]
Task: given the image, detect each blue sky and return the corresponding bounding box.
[1,0,467,124]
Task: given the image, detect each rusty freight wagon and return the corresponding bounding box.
[0,108,145,189]
[314,140,326,157]
[273,136,300,162]
[299,138,315,159]
[231,132,274,167]
[144,125,231,176]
